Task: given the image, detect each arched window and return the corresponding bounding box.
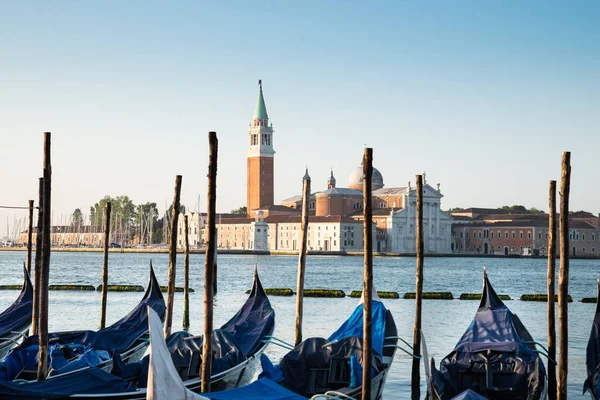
[309,201,315,210]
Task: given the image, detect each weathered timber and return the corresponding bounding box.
[362,148,373,400]
[412,174,424,400]
[557,152,570,400]
[183,215,190,331]
[32,178,43,336]
[26,200,34,274]
[164,175,182,338]
[548,180,557,400]
[201,132,218,392]
[37,132,51,380]
[294,170,311,346]
[100,202,111,329]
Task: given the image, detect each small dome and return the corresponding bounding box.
[348,166,384,190]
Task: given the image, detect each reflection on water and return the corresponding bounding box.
[0,252,597,398]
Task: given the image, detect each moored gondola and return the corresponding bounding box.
[0,265,165,383]
[254,290,398,400]
[146,288,398,400]
[0,268,275,399]
[584,279,600,399]
[429,269,546,400]
[0,266,33,360]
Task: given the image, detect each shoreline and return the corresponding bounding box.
[0,247,598,259]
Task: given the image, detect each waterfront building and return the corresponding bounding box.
[173,81,453,253]
[247,80,275,217]
[452,213,600,257]
[19,226,104,247]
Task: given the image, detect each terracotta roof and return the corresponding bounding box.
[453,220,597,230]
[373,187,408,195]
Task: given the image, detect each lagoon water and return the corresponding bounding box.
[0,251,598,398]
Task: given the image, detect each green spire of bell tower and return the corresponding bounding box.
[254,79,269,121]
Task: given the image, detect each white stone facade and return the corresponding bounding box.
[383,184,453,254]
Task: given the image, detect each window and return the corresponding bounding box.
[519,232,523,239]
[505,231,509,239]
[334,240,336,246]
[583,247,586,252]
[498,230,501,238]
[583,234,586,240]
[491,231,494,238]
[460,232,463,238]
[593,248,595,253]
[538,232,541,239]
[309,202,315,210]
[257,228,261,232]
[473,232,476,238]
[344,240,347,246]
[478,232,481,238]
[593,234,596,241]
[379,202,385,208]
[512,232,515,239]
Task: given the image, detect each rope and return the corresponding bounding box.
[0,205,38,210]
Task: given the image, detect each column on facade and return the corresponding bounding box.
[435,202,440,252]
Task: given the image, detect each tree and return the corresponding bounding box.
[71,208,84,227]
[136,202,159,245]
[231,206,247,215]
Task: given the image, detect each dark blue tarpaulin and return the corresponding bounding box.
[203,378,305,400]
[0,267,33,338]
[0,367,137,399]
[0,267,165,381]
[584,282,600,399]
[328,300,386,355]
[431,271,546,399]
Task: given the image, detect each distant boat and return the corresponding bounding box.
[584,280,600,400]
[0,265,165,382]
[429,270,547,399]
[0,266,33,359]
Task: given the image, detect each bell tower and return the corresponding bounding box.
[247,80,275,215]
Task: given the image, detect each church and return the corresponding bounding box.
[178,81,454,254]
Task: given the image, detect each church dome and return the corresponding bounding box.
[348,166,384,191]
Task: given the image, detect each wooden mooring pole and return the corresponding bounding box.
[37,132,52,381]
[201,132,218,392]
[412,174,424,400]
[26,200,34,274]
[100,202,111,329]
[294,169,311,347]
[164,175,182,338]
[31,178,43,336]
[557,151,571,400]
[547,180,557,400]
[182,215,190,331]
[362,148,373,400]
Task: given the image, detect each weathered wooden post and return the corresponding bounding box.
[412,174,424,399]
[557,151,571,400]
[37,132,52,381]
[32,177,43,336]
[362,148,373,400]
[99,202,111,329]
[164,175,182,338]
[182,214,190,331]
[201,131,218,392]
[213,229,218,296]
[26,200,34,274]
[294,168,311,346]
[547,180,557,400]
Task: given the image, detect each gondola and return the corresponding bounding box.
[0,265,165,383]
[584,279,600,399]
[429,270,546,400]
[0,268,275,399]
[147,289,398,400]
[0,266,33,360]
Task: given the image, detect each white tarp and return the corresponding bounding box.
[146,307,209,400]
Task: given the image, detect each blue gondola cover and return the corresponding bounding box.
[0,267,33,339]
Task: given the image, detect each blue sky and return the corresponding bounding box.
[1,1,599,235]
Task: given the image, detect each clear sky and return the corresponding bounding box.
[1,0,599,237]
